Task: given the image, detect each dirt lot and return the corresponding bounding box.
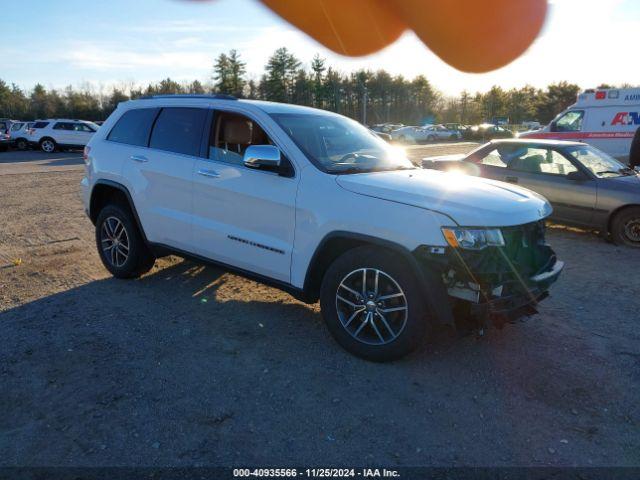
[1,146,639,467]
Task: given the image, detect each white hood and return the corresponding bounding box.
[335,169,551,227]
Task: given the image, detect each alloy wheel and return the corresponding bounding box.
[335,268,408,346]
[623,217,640,244]
[100,216,130,267]
[41,140,54,153]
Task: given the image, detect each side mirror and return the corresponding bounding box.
[243,145,281,169]
[567,170,588,181]
[549,121,557,132]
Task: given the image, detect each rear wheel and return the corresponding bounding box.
[15,138,28,150]
[95,204,155,278]
[320,246,430,362]
[611,207,640,247]
[40,138,56,153]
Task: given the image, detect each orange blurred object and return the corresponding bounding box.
[261,0,406,56]
[193,0,548,72]
[390,0,548,72]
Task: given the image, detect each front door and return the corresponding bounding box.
[503,146,596,225]
[191,110,297,282]
[69,122,95,146]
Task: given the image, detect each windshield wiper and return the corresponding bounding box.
[597,168,635,176]
[329,165,416,175]
[329,167,372,175]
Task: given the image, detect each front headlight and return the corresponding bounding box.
[441,227,505,250]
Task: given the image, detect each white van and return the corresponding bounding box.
[520,88,640,160]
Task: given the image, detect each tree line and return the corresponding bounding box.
[0,46,596,126]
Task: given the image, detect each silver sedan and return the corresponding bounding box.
[422,139,640,247]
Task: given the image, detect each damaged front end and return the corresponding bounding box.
[415,220,564,329]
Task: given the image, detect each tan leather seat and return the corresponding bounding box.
[511,154,544,173]
[223,117,253,146]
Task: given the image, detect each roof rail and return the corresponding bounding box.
[138,94,237,101]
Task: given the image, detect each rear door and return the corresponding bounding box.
[118,107,207,250]
[191,109,297,282]
[472,144,597,225]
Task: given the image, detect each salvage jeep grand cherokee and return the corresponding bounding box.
[81,95,563,361]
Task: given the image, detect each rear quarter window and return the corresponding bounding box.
[149,107,207,156]
[107,108,159,147]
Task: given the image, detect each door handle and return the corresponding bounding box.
[130,155,148,163]
[505,176,519,183]
[198,169,220,178]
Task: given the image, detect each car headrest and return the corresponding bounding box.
[513,154,545,173]
[223,117,253,145]
[251,126,269,145]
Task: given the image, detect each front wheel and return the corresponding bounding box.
[95,204,155,278]
[611,207,640,247]
[320,246,430,362]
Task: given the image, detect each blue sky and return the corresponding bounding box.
[2,0,638,96]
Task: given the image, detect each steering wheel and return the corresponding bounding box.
[338,153,363,163]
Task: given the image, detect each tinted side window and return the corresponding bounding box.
[149,107,207,156]
[33,122,49,129]
[53,122,73,130]
[107,108,158,147]
[74,123,94,132]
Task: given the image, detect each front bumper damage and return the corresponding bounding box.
[414,220,563,328]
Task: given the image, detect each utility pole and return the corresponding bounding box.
[362,86,368,125]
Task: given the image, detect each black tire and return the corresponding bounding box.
[15,138,28,150]
[427,135,436,142]
[95,203,155,278]
[320,246,431,362]
[611,207,640,247]
[40,137,57,153]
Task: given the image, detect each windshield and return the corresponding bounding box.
[271,113,414,174]
[564,145,632,178]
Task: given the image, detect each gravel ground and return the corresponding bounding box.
[0,147,639,467]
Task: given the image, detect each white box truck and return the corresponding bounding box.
[520,88,640,160]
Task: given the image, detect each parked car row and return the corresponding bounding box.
[389,124,462,144]
[368,121,519,144]
[0,118,100,152]
[461,123,515,141]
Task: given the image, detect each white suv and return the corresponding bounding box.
[81,95,563,361]
[27,119,99,152]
